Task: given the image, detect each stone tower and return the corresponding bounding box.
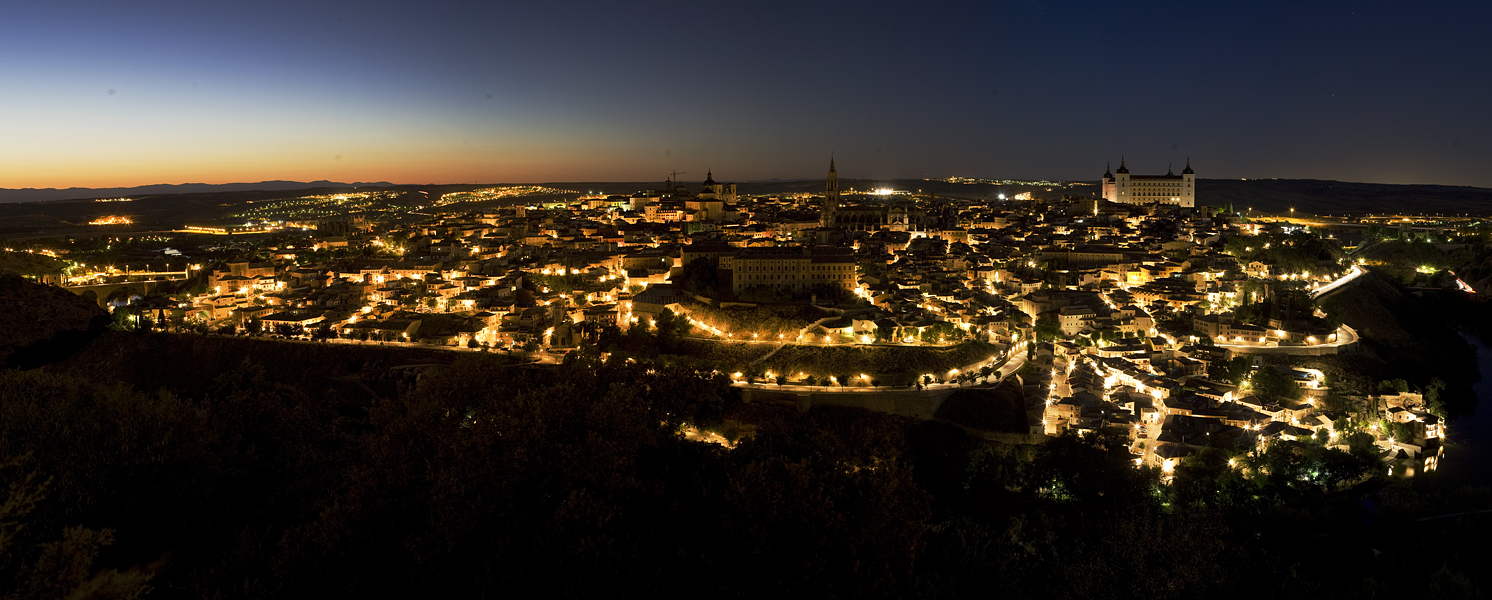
[1180,158,1196,208]
[821,157,839,228]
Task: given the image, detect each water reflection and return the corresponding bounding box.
[1432,333,1492,484]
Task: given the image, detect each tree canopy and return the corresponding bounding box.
[0,330,1483,598]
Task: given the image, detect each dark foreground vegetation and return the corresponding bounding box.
[0,340,1487,599]
[1,276,1489,599]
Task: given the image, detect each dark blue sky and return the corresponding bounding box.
[2,0,1488,188]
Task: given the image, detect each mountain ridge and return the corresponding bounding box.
[0,180,395,204]
[4,177,1490,215]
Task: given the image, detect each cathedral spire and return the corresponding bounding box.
[825,156,839,193]
[822,155,840,228]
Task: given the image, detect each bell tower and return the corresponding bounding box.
[1180,157,1196,208]
[821,157,839,228]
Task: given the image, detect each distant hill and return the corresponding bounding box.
[0,180,395,204]
[1195,178,1492,216]
[0,183,493,237]
[5,175,1488,216]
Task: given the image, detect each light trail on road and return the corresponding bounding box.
[1310,265,1365,299]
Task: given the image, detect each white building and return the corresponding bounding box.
[1102,158,1195,208]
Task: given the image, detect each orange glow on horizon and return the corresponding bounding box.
[1,161,575,190]
[0,142,671,190]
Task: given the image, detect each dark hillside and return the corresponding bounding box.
[934,383,1028,433]
[46,332,524,403]
[0,274,109,368]
[1318,269,1479,408]
[1443,243,1492,294]
[0,321,1486,597]
[0,250,67,278]
[1326,269,1422,345]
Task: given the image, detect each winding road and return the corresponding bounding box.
[729,341,1031,393]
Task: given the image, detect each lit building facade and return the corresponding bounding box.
[726,246,856,294]
[1102,158,1195,208]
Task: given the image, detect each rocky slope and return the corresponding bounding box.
[0,274,110,368]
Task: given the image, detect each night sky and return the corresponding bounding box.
[3,0,1489,189]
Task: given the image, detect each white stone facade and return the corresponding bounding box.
[1102,159,1195,208]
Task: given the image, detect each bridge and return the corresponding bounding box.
[63,277,189,306]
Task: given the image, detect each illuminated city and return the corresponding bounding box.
[0,0,1489,597]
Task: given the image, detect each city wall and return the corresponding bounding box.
[1222,340,1359,356]
[950,423,1047,446]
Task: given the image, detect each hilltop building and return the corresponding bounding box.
[1102,158,1195,208]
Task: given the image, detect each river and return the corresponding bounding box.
[1430,332,1492,485]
